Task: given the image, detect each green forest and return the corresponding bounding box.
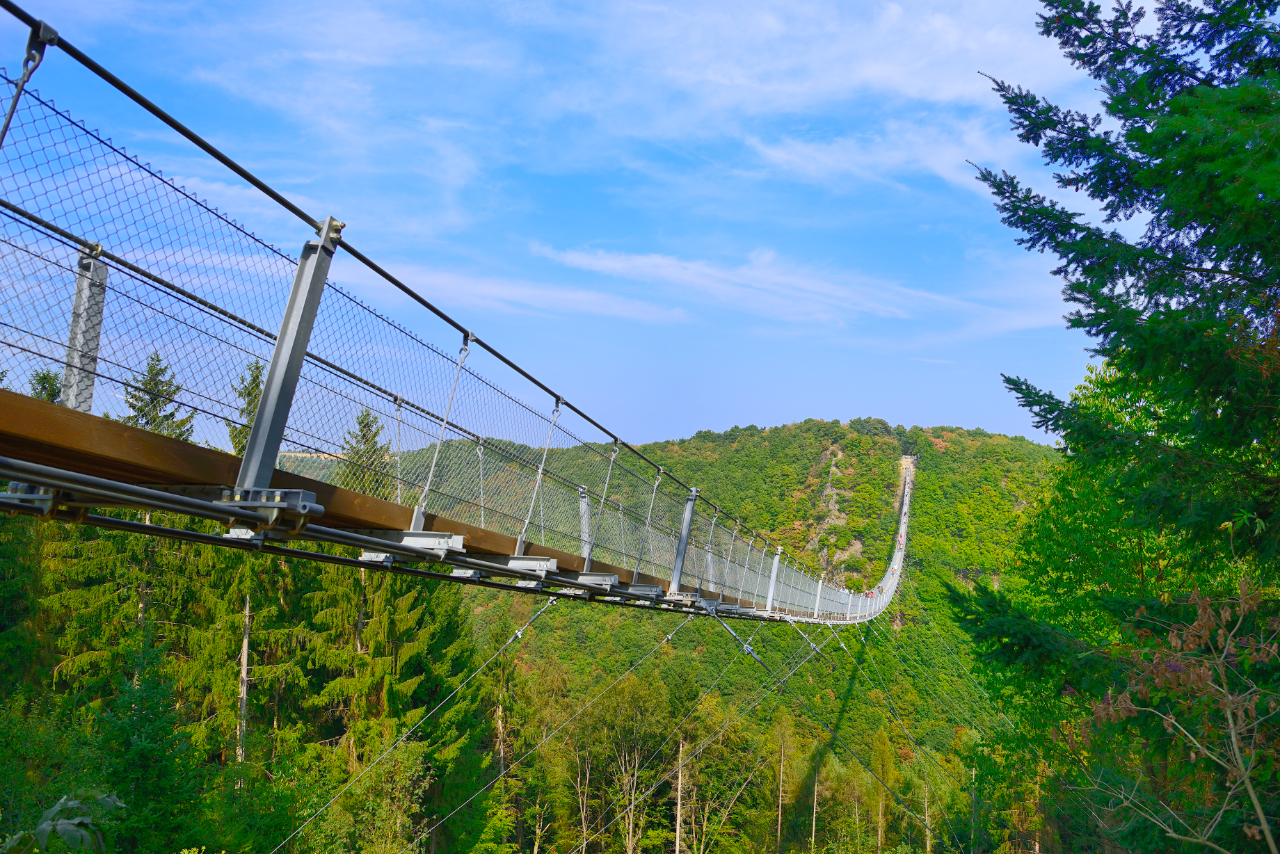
[4,0,1280,852]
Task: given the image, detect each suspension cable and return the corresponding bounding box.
[836,620,967,852]
[575,620,797,850]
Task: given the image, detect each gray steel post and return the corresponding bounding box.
[764,546,782,612]
[578,485,591,559]
[476,440,485,529]
[60,252,108,413]
[813,577,824,618]
[845,590,853,621]
[669,487,698,594]
[236,216,342,490]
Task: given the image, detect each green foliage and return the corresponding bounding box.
[959,4,1280,851]
[120,352,194,441]
[1,409,1052,852]
[0,791,124,853]
[27,369,59,404]
[98,638,197,851]
[977,0,1280,563]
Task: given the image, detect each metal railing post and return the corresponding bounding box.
[578,485,591,559]
[702,508,718,593]
[813,577,824,618]
[669,487,698,595]
[764,546,782,612]
[742,537,758,605]
[235,216,342,490]
[59,251,107,413]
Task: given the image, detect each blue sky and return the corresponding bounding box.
[2,0,1105,444]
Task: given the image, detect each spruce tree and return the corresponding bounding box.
[99,637,197,851]
[334,408,395,501]
[979,0,1280,563]
[120,352,194,441]
[226,359,264,457]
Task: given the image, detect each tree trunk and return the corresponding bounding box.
[356,567,368,654]
[777,741,785,852]
[497,702,507,776]
[878,789,885,853]
[925,778,932,854]
[811,770,819,851]
[676,739,684,854]
[237,593,251,771]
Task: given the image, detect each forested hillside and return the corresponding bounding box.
[0,412,1055,853]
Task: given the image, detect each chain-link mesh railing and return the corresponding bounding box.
[0,70,909,621]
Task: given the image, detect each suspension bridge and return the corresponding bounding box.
[0,7,1041,854]
[0,4,914,628]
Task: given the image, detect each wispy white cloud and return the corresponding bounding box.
[333,261,687,323]
[534,242,970,326]
[746,114,1030,191]
[536,242,1069,343]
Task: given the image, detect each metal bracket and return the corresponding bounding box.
[669,486,698,593]
[357,529,465,564]
[621,583,663,600]
[216,487,321,529]
[560,572,618,591]
[0,481,56,515]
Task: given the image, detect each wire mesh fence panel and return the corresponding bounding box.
[0,67,897,620]
[0,77,298,450]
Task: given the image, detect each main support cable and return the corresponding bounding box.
[900,563,1016,732]
[857,618,1096,850]
[708,612,961,853]
[394,613,697,853]
[268,596,556,854]
[575,624,836,854]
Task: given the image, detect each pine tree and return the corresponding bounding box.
[977,0,1280,561]
[120,352,194,441]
